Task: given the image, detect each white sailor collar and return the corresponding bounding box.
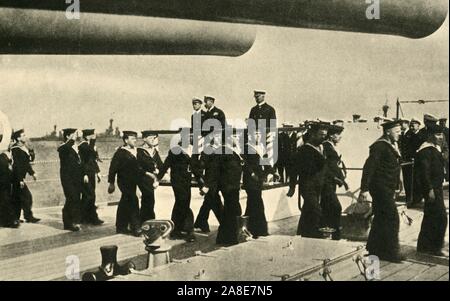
[372,138,401,157]
[139,145,158,157]
[417,142,442,153]
[10,143,30,156]
[121,146,137,157]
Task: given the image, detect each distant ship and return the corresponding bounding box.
[30,119,122,142]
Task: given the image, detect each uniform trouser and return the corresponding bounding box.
[115,186,140,232]
[171,185,194,233]
[217,189,242,244]
[12,182,34,221]
[138,184,156,224]
[245,189,268,237]
[61,178,82,227]
[194,189,224,230]
[81,174,99,223]
[298,187,322,238]
[320,185,342,240]
[412,173,424,205]
[401,164,414,204]
[0,187,17,227]
[276,160,286,183]
[367,188,400,260]
[417,188,448,253]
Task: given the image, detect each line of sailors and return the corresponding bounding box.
[1,99,447,260]
[398,115,449,208]
[358,116,448,262]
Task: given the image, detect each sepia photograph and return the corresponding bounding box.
[0,0,449,286]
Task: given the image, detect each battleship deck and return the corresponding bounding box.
[0,186,448,281]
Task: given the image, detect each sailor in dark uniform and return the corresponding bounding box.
[194,131,224,233]
[359,119,404,262]
[243,129,273,238]
[158,133,196,242]
[137,130,163,223]
[78,129,103,225]
[0,146,20,228]
[416,124,448,256]
[438,117,449,181]
[287,122,329,238]
[399,119,422,207]
[10,129,40,223]
[108,131,147,237]
[413,114,440,206]
[202,95,226,135]
[321,124,347,240]
[216,129,245,245]
[58,128,84,232]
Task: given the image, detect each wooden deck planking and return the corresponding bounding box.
[409,265,449,281]
[383,262,434,281]
[436,273,449,281]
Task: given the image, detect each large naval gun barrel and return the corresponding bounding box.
[0,0,447,55]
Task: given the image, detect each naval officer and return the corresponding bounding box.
[203,95,226,135]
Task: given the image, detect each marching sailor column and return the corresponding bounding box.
[137,131,163,223]
[58,128,84,232]
[108,131,145,237]
[79,129,104,225]
[11,129,40,223]
[359,120,404,262]
[287,122,329,238]
[416,124,448,256]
